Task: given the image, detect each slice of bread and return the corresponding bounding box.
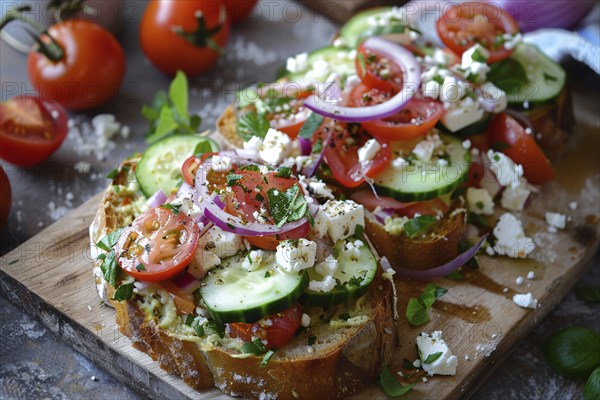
[90,157,397,399]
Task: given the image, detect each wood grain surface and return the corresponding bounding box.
[0,101,599,400]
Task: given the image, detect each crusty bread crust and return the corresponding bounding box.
[90,157,397,398]
[217,105,244,149]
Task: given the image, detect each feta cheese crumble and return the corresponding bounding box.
[466,187,495,215]
[512,292,538,309]
[357,138,381,163]
[493,213,536,259]
[545,212,566,230]
[276,239,317,272]
[259,128,292,165]
[313,200,364,242]
[416,331,458,376]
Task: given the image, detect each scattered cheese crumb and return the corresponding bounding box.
[527,271,536,280]
[512,293,538,309]
[545,212,566,230]
[515,276,524,285]
[569,202,578,210]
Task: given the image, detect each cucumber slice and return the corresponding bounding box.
[505,44,566,109]
[374,134,471,202]
[286,46,356,83]
[299,237,377,307]
[339,7,394,48]
[200,252,308,324]
[136,135,218,197]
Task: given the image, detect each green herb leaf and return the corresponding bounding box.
[8,259,19,265]
[238,111,270,140]
[267,185,309,228]
[106,169,119,180]
[260,349,275,367]
[446,270,464,280]
[112,283,134,301]
[96,228,124,251]
[487,58,529,94]
[404,215,437,238]
[184,315,195,326]
[275,166,292,178]
[402,359,417,370]
[242,338,267,355]
[544,327,600,378]
[423,351,443,364]
[204,321,225,339]
[193,140,216,157]
[169,71,189,120]
[298,112,324,139]
[584,367,600,400]
[191,319,205,337]
[576,286,600,304]
[136,263,146,271]
[147,106,178,143]
[379,366,417,397]
[348,276,364,287]
[405,284,447,326]
[100,250,122,287]
[312,138,323,154]
[161,203,182,215]
[226,173,243,187]
[236,88,259,109]
[354,224,364,238]
[471,48,487,63]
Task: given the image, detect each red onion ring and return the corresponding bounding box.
[393,235,488,280]
[298,137,313,156]
[204,195,317,236]
[172,271,201,294]
[303,37,420,122]
[146,189,167,208]
[302,129,333,178]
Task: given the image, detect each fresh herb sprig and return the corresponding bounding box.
[405,284,447,326]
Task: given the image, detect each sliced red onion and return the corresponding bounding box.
[493,0,594,32]
[177,182,195,198]
[505,109,535,134]
[146,189,167,208]
[204,195,313,236]
[172,271,201,294]
[303,37,420,122]
[298,137,312,156]
[302,129,333,178]
[374,208,396,224]
[393,235,488,280]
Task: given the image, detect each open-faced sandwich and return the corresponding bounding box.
[90,2,573,398]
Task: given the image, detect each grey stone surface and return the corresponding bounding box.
[0,1,598,399]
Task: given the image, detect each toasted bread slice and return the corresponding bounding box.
[90,157,397,398]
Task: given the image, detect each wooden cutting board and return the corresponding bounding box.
[0,102,598,399]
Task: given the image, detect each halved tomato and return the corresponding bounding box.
[0,95,68,166]
[436,2,519,63]
[318,120,391,188]
[268,99,311,139]
[182,155,202,187]
[227,303,302,349]
[115,207,200,282]
[487,113,554,185]
[355,41,403,92]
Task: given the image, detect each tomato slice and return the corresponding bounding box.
[355,42,403,92]
[436,2,519,63]
[222,170,308,250]
[160,280,197,315]
[0,95,68,166]
[116,207,201,282]
[227,303,302,349]
[487,113,554,185]
[269,100,311,139]
[182,155,201,187]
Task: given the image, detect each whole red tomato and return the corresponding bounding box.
[0,165,11,226]
[27,19,125,111]
[221,0,258,23]
[140,0,230,77]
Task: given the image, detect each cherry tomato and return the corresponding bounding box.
[487,113,554,185]
[319,120,391,188]
[0,96,68,166]
[0,166,11,226]
[160,280,197,315]
[28,20,125,110]
[355,42,403,92]
[227,303,302,349]
[182,155,202,187]
[223,170,308,250]
[116,207,201,282]
[140,0,230,77]
[436,2,519,63]
[356,89,444,141]
[269,100,311,139]
[221,0,259,23]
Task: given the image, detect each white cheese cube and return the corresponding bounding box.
[315,255,338,277]
[461,44,490,67]
[422,80,441,100]
[466,187,495,215]
[243,136,263,151]
[493,213,536,259]
[512,292,538,309]
[276,239,317,272]
[503,33,522,50]
[486,150,523,187]
[242,250,265,271]
[314,200,365,242]
[480,82,507,113]
[440,76,466,104]
[501,179,532,211]
[440,98,484,132]
[259,128,292,165]
[545,212,566,230]
[210,155,233,172]
[169,194,203,220]
[416,331,458,376]
[357,138,381,163]
[308,275,336,292]
[198,226,244,260]
[433,48,453,66]
[308,180,334,199]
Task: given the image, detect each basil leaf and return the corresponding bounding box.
[471,48,487,63]
[96,228,124,251]
[226,173,243,187]
[100,250,122,287]
[147,106,178,143]
[169,70,189,120]
[260,349,275,367]
[238,111,270,140]
[405,284,447,326]
[584,367,600,400]
[544,327,600,378]
[106,168,119,180]
[184,315,195,326]
[267,185,308,228]
[379,366,416,397]
[275,166,292,178]
[423,351,443,364]
[193,140,215,157]
[487,58,529,94]
[298,112,323,139]
[112,283,134,301]
[161,203,182,215]
[445,270,464,280]
[576,286,600,304]
[242,338,267,355]
[404,215,437,238]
